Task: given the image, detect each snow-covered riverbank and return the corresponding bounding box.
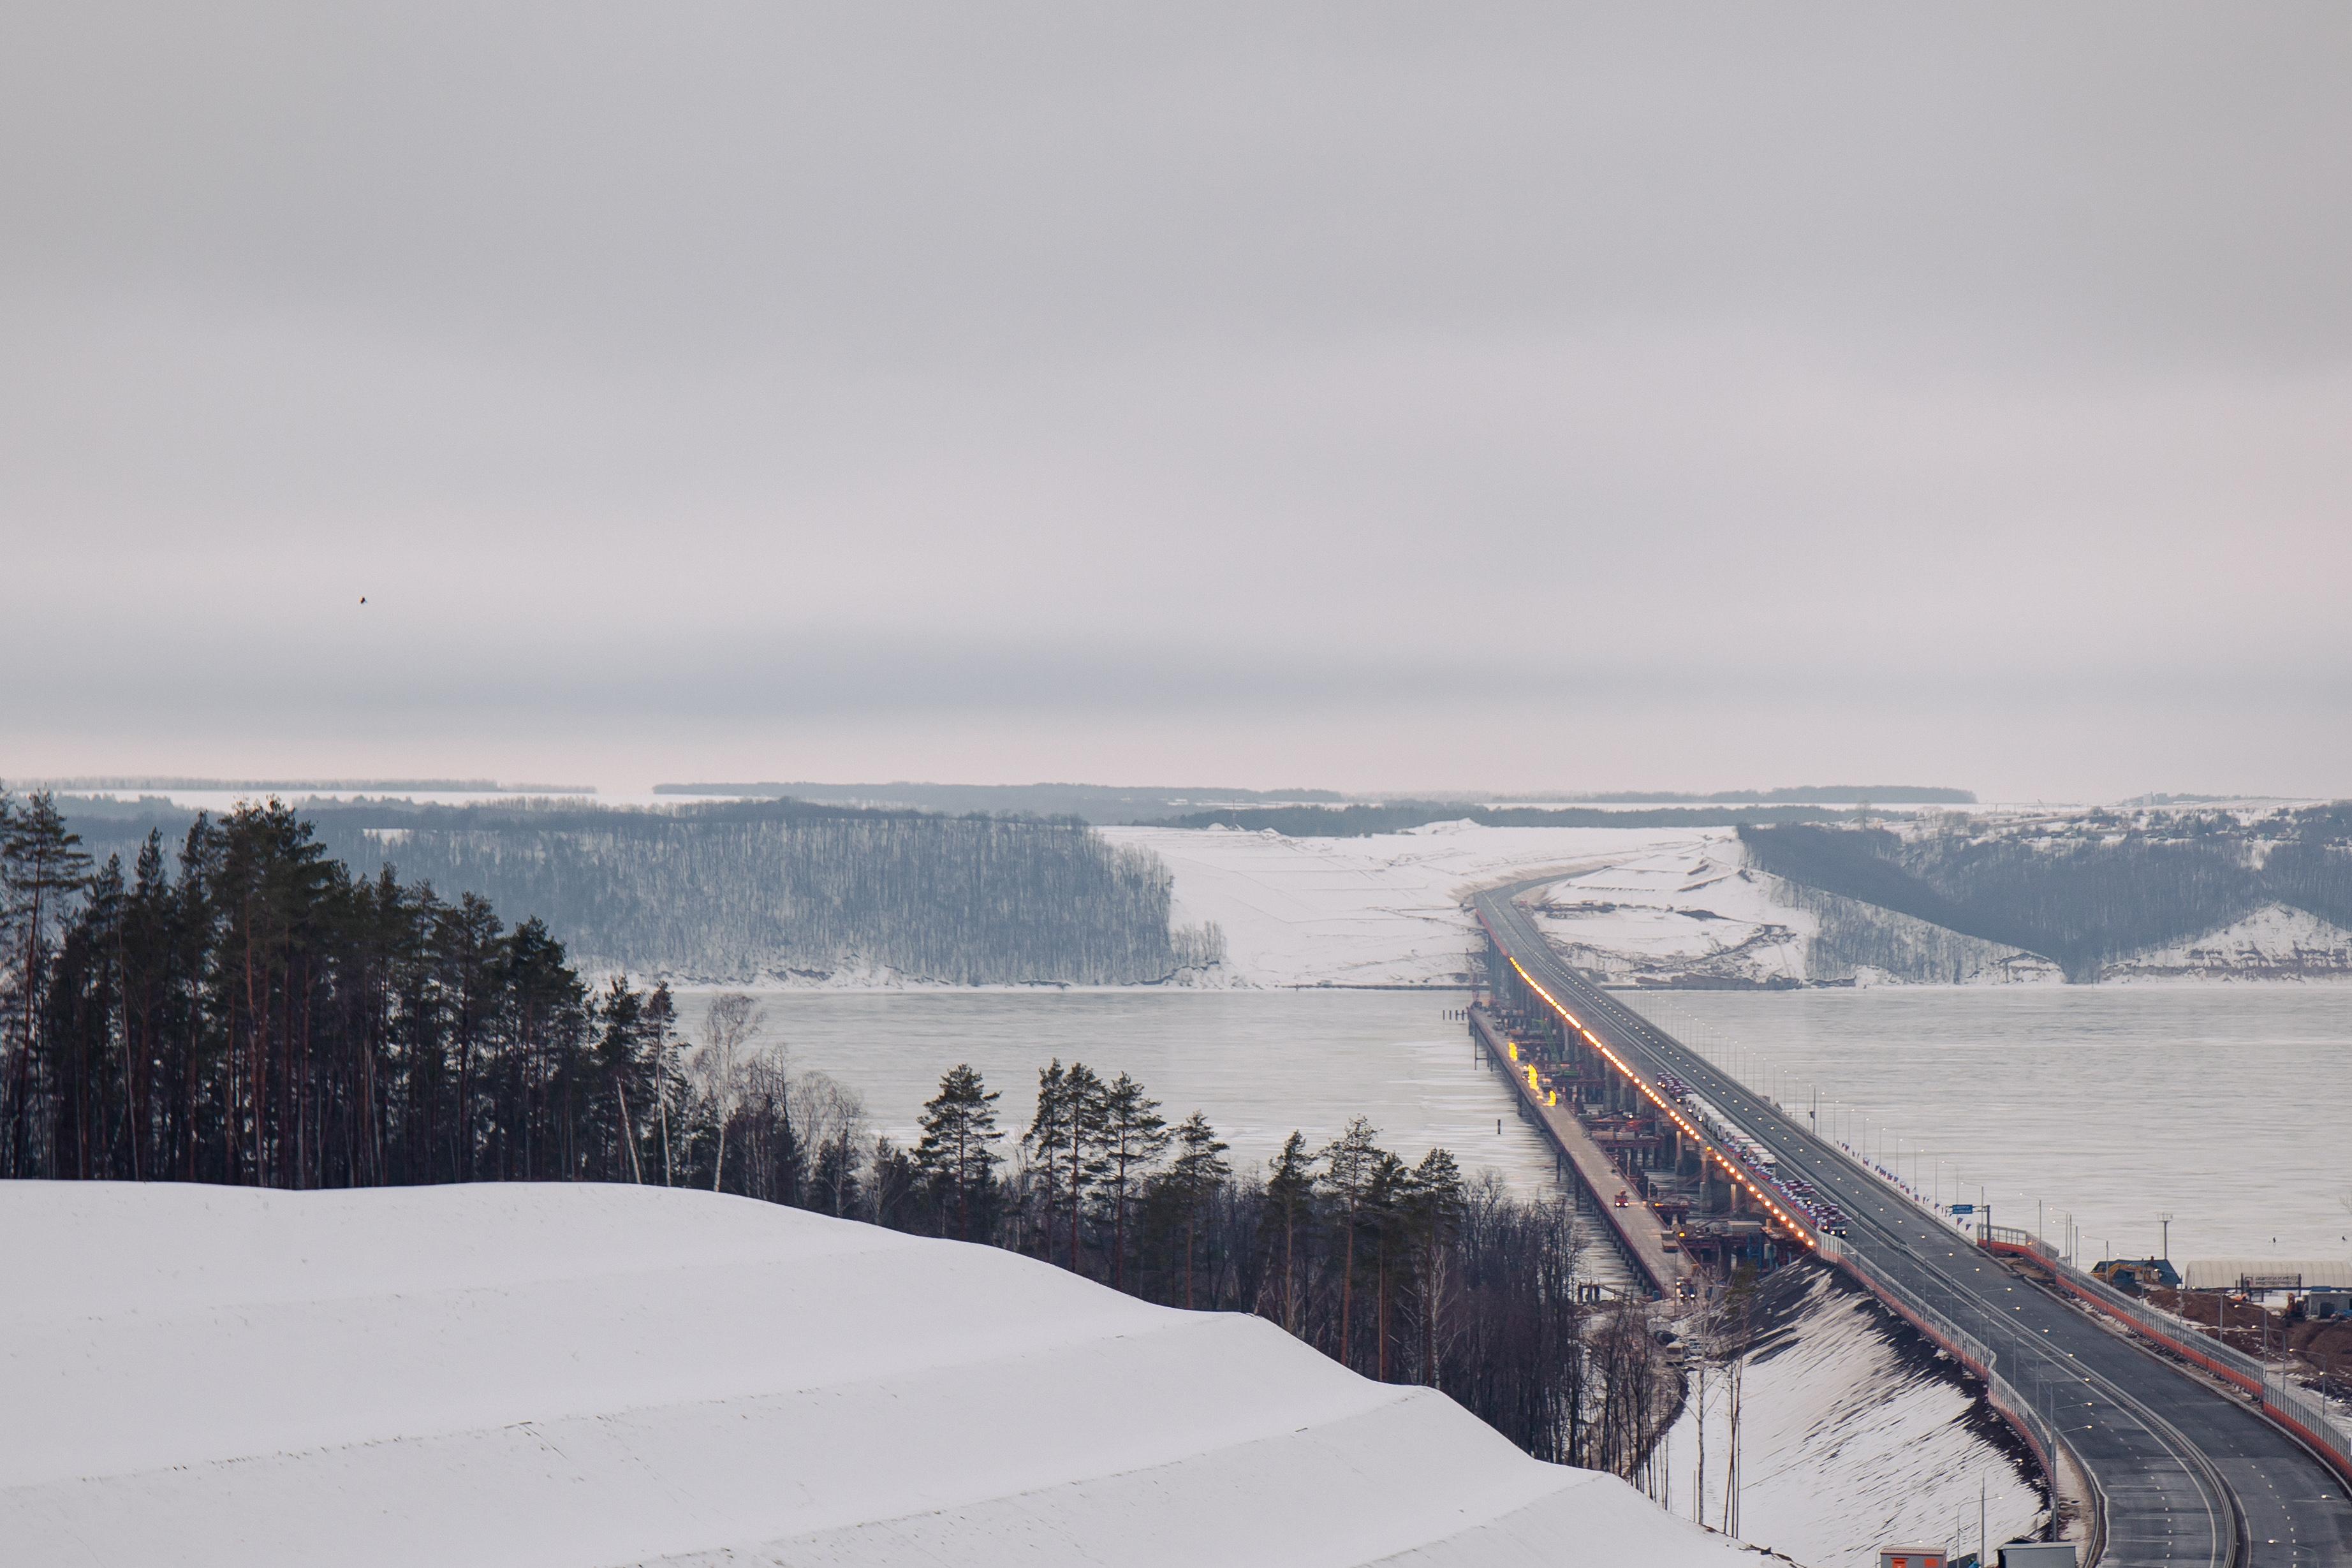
[1652,1268,2044,1568]
[1099,820,1724,987]
[3,1182,1775,1567]
[1100,821,2352,990]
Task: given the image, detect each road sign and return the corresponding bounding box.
[1949,1203,1975,1214]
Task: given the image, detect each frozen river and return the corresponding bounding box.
[1647,984,2352,1267]
[677,983,2351,1270]
[672,988,1568,1199]
[689,983,2352,1565]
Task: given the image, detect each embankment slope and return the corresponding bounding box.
[2,1182,1768,1567]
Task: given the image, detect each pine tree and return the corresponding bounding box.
[1162,1111,1230,1309]
[1408,1147,1466,1388]
[1096,1071,1168,1290]
[48,854,124,1180]
[1022,1059,1071,1259]
[1055,1062,1107,1272]
[504,915,587,1183]
[868,1134,921,1230]
[1320,1117,1385,1371]
[592,978,653,1185]
[3,791,92,1176]
[914,1062,1002,1242]
[640,979,681,1185]
[119,831,172,1182]
[1363,1149,1415,1382]
[207,800,337,1186]
[436,893,504,1181]
[1264,1131,1315,1334]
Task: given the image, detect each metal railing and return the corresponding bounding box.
[1491,908,2352,1506]
[1982,1226,2264,1382]
[1834,1240,2099,1555]
[1525,956,2091,1536]
[1983,1225,2352,1487]
[1861,1255,1992,1372]
[2265,1370,2352,1485]
[1986,1359,2106,1562]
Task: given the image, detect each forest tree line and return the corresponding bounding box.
[0,792,1673,1476]
[0,794,684,1188]
[854,1050,1680,1477]
[59,795,1225,986]
[1168,802,1862,835]
[1741,805,2352,981]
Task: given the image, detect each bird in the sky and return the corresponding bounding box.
[360,596,367,604]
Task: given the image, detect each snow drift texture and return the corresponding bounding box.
[3,1182,1763,1567]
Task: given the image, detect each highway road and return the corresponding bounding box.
[1476,886,2352,1568]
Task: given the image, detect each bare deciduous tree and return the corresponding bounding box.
[691,992,768,1192]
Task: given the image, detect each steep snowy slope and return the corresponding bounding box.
[1527,846,1814,986]
[2,1183,1767,1567]
[1652,1270,2043,1567]
[2105,902,2352,981]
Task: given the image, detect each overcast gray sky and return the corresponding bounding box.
[5,3,2348,800]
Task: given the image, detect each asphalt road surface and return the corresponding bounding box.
[1477,886,2352,1568]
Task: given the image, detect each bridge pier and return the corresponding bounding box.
[1465,1002,1683,1298]
[1473,886,2352,1563]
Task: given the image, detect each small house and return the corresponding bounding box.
[2090,1257,2180,1293]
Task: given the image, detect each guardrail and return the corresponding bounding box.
[1486,892,2346,1549]
[1982,1225,2352,1488]
[2267,1372,2352,1488]
[1986,1358,2108,1568]
[1831,1239,2101,1558]
[1982,1227,2264,1384]
[1480,917,2092,1545]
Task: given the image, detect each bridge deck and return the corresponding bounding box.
[1469,1007,1687,1296]
[1475,881,2352,1568]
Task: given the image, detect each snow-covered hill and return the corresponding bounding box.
[2,1182,1770,1567]
[2104,903,2352,981]
[1101,823,2054,990]
[1525,845,1812,987]
[1100,821,1720,987]
[1108,817,2344,989]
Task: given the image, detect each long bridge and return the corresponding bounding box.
[1472,882,2352,1568]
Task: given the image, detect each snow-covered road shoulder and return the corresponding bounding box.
[3,1182,1765,1567]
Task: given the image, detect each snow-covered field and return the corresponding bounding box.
[3,1182,1773,1567]
[1101,823,1953,990]
[1101,821,1732,987]
[1524,846,1816,987]
[1108,821,2348,990]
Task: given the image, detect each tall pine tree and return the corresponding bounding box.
[914,1062,1002,1242]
